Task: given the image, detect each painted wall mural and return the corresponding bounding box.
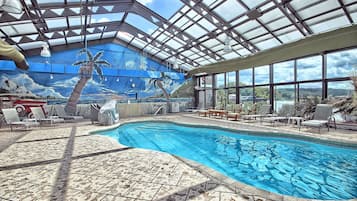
[0,43,188,104]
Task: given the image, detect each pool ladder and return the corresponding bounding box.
[153,104,165,116]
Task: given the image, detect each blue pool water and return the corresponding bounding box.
[99,121,357,200]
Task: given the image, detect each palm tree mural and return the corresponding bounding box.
[149,72,172,107]
[64,49,110,115]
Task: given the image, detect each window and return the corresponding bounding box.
[273,61,294,83]
[226,71,236,87]
[215,73,225,88]
[255,86,270,104]
[198,90,205,109]
[299,82,322,101]
[205,75,213,88]
[274,85,295,112]
[239,68,252,86]
[328,80,354,99]
[240,87,253,103]
[326,48,357,78]
[215,89,227,109]
[254,65,269,85]
[297,55,322,81]
[228,88,236,105]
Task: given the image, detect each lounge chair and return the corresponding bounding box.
[30,107,65,125]
[198,109,209,117]
[242,104,273,121]
[1,108,39,131]
[54,105,84,121]
[226,104,242,121]
[301,104,336,133]
[263,104,295,126]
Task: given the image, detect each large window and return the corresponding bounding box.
[255,86,270,108]
[215,73,225,88]
[254,65,269,85]
[215,89,227,109]
[297,55,322,81]
[299,82,322,101]
[239,68,253,86]
[227,71,236,87]
[274,85,295,112]
[206,89,213,108]
[273,61,294,83]
[198,90,205,109]
[328,80,354,99]
[205,75,213,88]
[326,48,357,78]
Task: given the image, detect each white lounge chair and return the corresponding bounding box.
[242,104,273,121]
[263,104,295,126]
[1,108,39,131]
[54,105,84,121]
[301,104,336,133]
[30,107,65,125]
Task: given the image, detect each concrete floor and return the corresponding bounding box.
[0,114,356,201]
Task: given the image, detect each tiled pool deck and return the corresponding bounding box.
[0,114,356,201]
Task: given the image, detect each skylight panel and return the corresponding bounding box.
[86,33,102,41]
[203,0,223,9]
[36,0,63,4]
[197,18,216,32]
[130,38,148,49]
[255,38,280,50]
[185,24,208,38]
[125,13,158,35]
[296,0,340,19]
[68,16,83,27]
[222,52,239,60]
[67,35,83,43]
[116,31,134,42]
[165,39,184,49]
[1,23,37,36]
[48,38,66,46]
[234,20,260,34]
[46,18,67,29]
[277,30,304,43]
[241,0,266,9]
[308,16,350,33]
[175,16,190,28]
[202,39,221,48]
[244,27,267,40]
[259,8,284,23]
[136,0,183,19]
[236,48,251,56]
[102,31,117,39]
[91,13,124,24]
[266,17,291,30]
[213,0,246,21]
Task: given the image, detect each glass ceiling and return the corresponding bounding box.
[1,0,356,72]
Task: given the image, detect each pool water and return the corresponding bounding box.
[99,121,357,200]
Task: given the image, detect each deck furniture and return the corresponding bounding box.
[226,112,240,121]
[301,104,336,132]
[242,104,273,122]
[208,109,227,118]
[54,105,84,121]
[30,107,64,125]
[1,108,39,131]
[263,104,295,126]
[198,109,209,117]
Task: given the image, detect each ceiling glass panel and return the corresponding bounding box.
[277,30,304,43]
[131,38,148,49]
[203,0,223,8]
[125,14,158,35]
[1,23,37,36]
[306,10,344,25]
[308,15,350,33]
[87,33,102,41]
[259,8,284,23]
[136,0,183,19]
[46,18,67,29]
[175,16,190,28]
[241,0,266,9]
[266,17,291,30]
[67,35,83,43]
[234,20,260,34]
[213,0,246,21]
[222,52,239,60]
[165,39,183,49]
[243,27,267,39]
[48,38,66,46]
[255,38,280,50]
[91,13,124,24]
[185,24,208,38]
[296,1,340,19]
[116,31,134,42]
[202,39,221,48]
[102,31,117,38]
[197,18,216,32]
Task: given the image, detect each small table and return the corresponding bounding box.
[288,117,304,130]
